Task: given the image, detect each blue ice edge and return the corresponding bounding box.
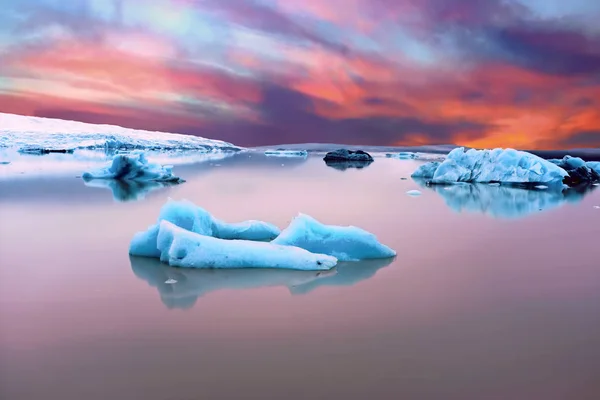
[129,199,396,271]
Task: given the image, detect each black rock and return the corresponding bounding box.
[323,149,374,162]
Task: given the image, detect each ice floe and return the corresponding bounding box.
[264,149,308,158]
[156,221,337,270]
[271,213,396,261]
[406,190,422,196]
[412,148,568,186]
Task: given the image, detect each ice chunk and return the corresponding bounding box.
[82,152,184,183]
[406,190,422,196]
[411,161,441,179]
[164,278,178,284]
[535,185,548,190]
[129,199,281,257]
[412,148,568,186]
[156,221,337,270]
[386,152,417,159]
[272,213,396,261]
[550,156,599,185]
[0,112,242,152]
[264,149,308,158]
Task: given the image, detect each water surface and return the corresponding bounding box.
[1,153,600,400]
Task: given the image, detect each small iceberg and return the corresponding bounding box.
[406,190,422,196]
[264,149,308,158]
[82,152,184,183]
[129,199,281,257]
[324,149,374,162]
[386,152,417,160]
[157,221,337,270]
[411,148,567,186]
[548,156,600,185]
[272,213,396,261]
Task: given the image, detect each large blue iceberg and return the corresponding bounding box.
[412,148,568,186]
[129,199,281,257]
[155,221,337,270]
[272,213,396,261]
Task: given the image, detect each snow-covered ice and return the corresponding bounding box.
[0,112,242,152]
[129,199,281,257]
[82,152,184,183]
[156,221,337,270]
[412,148,568,186]
[271,214,396,261]
[264,149,308,158]
[406,190,422,196]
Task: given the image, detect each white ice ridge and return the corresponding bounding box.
[411,147,568,185]
[129,199,281,258]
[271,213,396,261]
[0,112,242,152]
[264,149,308,157]
[155,221,337,270]
[82,152,184,182]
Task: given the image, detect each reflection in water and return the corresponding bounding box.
[324,160,373,171]
[130,256,394,309]
[83,179,178,202]
[415,179,597,218]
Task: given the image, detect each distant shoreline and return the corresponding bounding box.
[251,143,600,161]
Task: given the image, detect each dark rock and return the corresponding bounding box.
[323,149,374,163]
[554,156,600,186]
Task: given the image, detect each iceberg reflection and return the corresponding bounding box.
[84,179,177,202]
[130,255,394,309]
[415,180,597,218]
[324,160,373,171]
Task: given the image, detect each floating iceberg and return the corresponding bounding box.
[323,149,374,162]
[416,181,595,219]
[0,112,242,152]
[548,156,600,185]
[82,152,184,183]
[272,214,396,261]
[130,256,336,309]
[129,199,281,257]
[155,221,337,270]
[264,149,308,158]
[412,148,568,186]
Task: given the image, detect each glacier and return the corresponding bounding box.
[0,112,242,152]
[129,199,281,257]
[156,220,337,270]
[411,148,568,186]
[82,152,184,183]
[271,213,396,261]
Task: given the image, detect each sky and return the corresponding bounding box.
[0,0,599,149]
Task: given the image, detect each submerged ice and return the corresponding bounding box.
[272,214,396,261]
[412,148,568,186]
[82,152,184,183]
[130,199,281,258]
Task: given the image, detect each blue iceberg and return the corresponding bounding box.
[82,152,184,183]
[412,148,568,186]
[272,213,396,261]
[155,220,337,270]
[129,199,281,257]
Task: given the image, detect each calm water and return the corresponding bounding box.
[1,153,600,400]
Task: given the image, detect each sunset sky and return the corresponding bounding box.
[0,0,599,148]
